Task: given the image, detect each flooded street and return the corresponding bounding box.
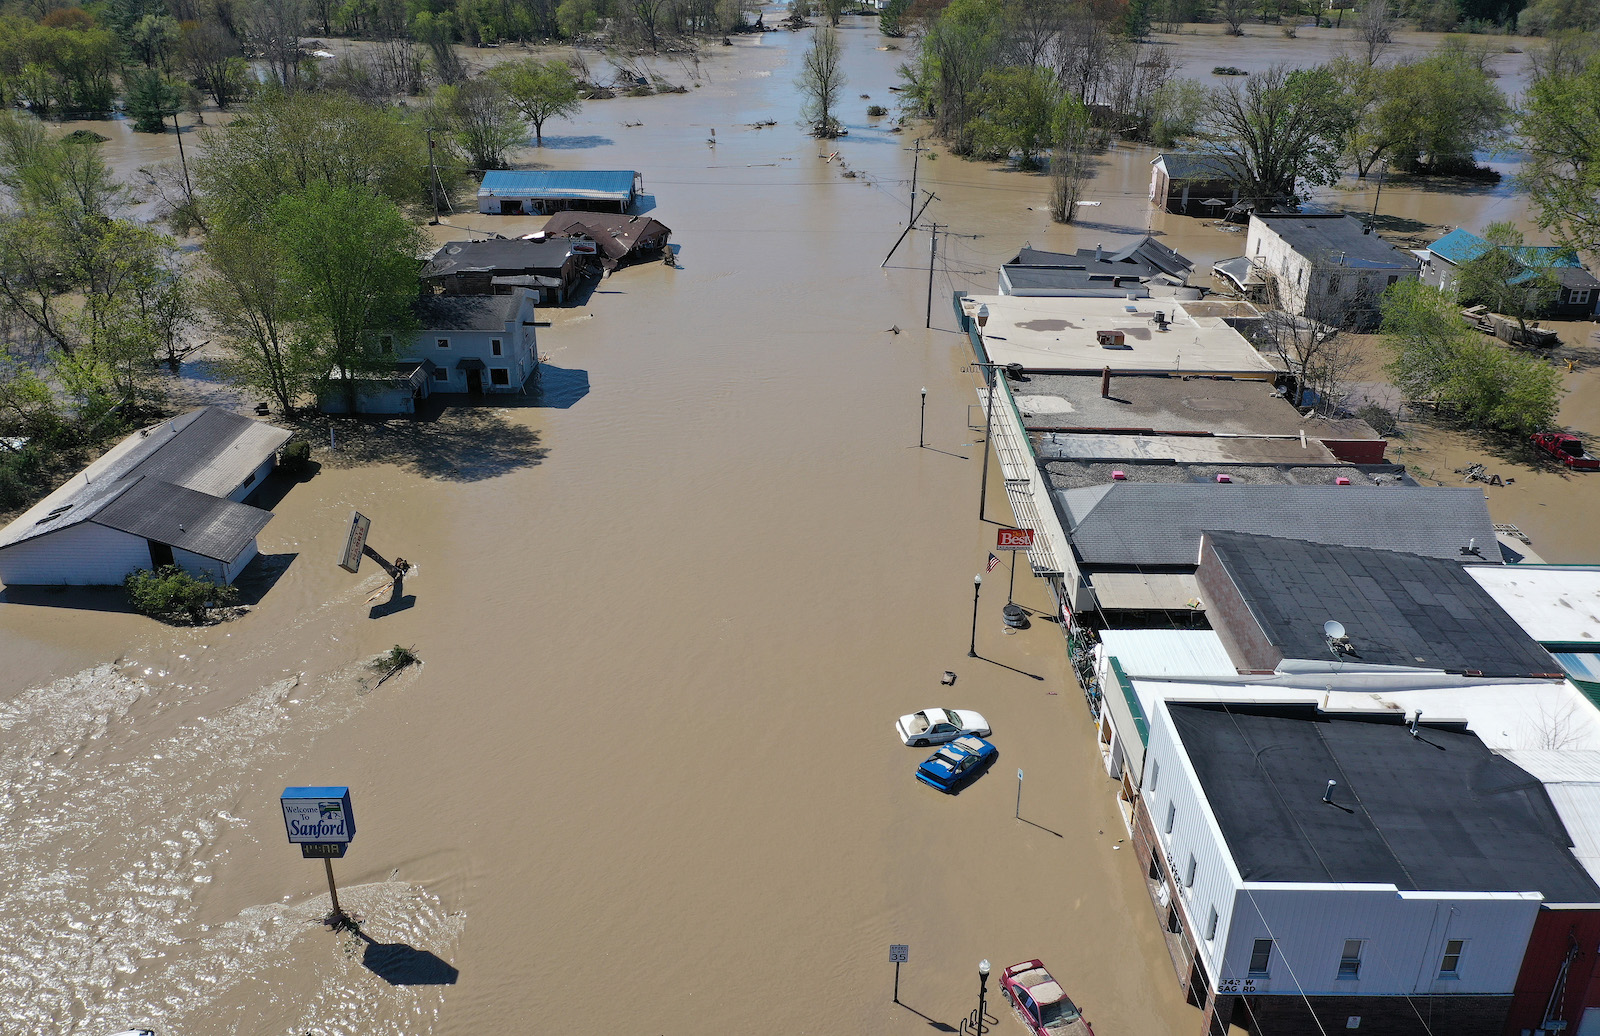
[6,17,1600,1034]
[5,20,1203,1036]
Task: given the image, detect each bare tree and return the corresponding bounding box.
[1354,0,1395,66]
[1256,268,1375,415]
[246,0,305,93]
[798,27,846,137]
[1533,700,1583,751]
[1053,9,1111,102]
[1216,0,1250,35]
[1050,105,1093,223]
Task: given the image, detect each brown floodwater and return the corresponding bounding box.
[4,17,1595,1036]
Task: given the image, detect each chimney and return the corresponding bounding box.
[1112,469,1126,480]
[1410,710,1422,737]
[1323,779,1337,804]
[1101,365,1111,398]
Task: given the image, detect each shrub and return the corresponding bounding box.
[280,440,312,475]
[125,565,240,623]
[1357,404,1400,437]
[867,104,888,116]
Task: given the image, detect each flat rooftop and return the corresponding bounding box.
[1012,372,1304,435]
[961,295,1277,373]
[1255,214,1419,269]
[1206,531,1561,678]
[1466,566,1600,645]
[1035,433,1337,465]
[1170,703,1600,901]
[1040,460,1387,490]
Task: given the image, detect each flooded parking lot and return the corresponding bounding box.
[2,16,1597,1036]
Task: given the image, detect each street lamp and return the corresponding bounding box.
[974,304,998,522]
[975,959,991,1036]
[969,574,983,658]
[919,386,927,448]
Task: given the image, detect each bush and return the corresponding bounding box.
[125,565,240,623]
[1357,404,1400,437]
[867,104,888,116]
[280,440,312,475]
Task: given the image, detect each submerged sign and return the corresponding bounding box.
[338,512,371,573]
[281,786,356,845]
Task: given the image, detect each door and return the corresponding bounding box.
[466,368,483,394]
[499,199,522,215]
[148,540,175,569]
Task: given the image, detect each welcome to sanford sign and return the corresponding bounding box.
[281,786,356,844]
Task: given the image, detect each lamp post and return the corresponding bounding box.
[975,959,991,1036]
[968,574,982,658]
[975,305,998,522]
[919,386,927,448]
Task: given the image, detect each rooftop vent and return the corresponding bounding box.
[1215,473,1232,483]
[1112,470,1126,480]
[1097,329,1126,347]
[1335,477,1352,485]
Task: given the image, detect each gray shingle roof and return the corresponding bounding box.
[94,478,272,561]
[421,239,577,281]
[413,292,523,331]
[1171,704,1600,901]
[1255,213,1419,268]
[1054,483,1499,566]
[0,407,287,556]
[1155,153,1238,182]
[1205,530,1558,676]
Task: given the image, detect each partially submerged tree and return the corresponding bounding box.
[439,77,523,170]
[490,59,583,147]
[1354,0,1395,66]
[1453,222,1565,344]
[1049,98,1093,223]
[798,26,846,138]
[1198,64,1350,208]
[972,65,1064,167]
[1521,48,1600,258]
[1380,280,1561,435]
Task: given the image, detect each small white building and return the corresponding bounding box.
[322,290,539,415]
[1236,214,1419,329]
[0,407,289,587]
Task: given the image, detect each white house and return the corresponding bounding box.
[1234,214,1419,329]
[1135,699,1596,1036]
[322,289,539,415]
[0,407,289,587]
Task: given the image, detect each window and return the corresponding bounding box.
[1439,939,1465,977]
[490,368,510,386]
[1338,939,1363,980]
[1296,267,1303,285]
[1358,275,1372,295]
[1150,761,1160,792]
[1206,907,1219,941]
[1572,289,1592,307]
[1149,851,1162,882]
[491,338,503,356]
[1185,854,1197,887]
[436,338,450,349]
[1165,801,1177,834]
[433,368,449,382]
[1166,905,1183,935]
[1249,939,1273,977]
[1386,275,1400,287]
[1327,274,1342,295]
[380,335,393,354]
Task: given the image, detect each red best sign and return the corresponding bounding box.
[996,528,1034,550]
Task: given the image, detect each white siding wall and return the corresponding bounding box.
[226,455,277,504]
[1247,220,1312,315]
[1217,886,1539,997]
[223,540,259,582]
[402,294,538,394]
[1146,699,1246,984]
[0,522,153,586]
[172,546,227,584]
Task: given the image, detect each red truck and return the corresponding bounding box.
[1532,432,1600,470]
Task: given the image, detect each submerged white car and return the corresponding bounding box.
[895,708,991,747]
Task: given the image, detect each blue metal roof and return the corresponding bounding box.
[477,170,637,201]
[1430,227,1586,270]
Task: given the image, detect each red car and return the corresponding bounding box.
[1532,432,1600,470]
[999,960,1093,1036]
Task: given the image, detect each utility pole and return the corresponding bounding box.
[427,129,441,226]
[171,110,192,202]
[882,190,936,268]
[906,138,927,225]
[1367,161,1388,231]
[926,222,940,329]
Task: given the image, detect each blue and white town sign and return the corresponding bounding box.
[281,786,356,859]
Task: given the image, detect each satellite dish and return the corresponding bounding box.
[1324,620,1346,640]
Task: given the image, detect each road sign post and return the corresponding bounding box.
[1016,769,1024,820]
[890,944,909,1003]
[997,529,1034,606]
[282,786,356,927]
[338,512,371,573]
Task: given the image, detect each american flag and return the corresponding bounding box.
[986,553,1001,572]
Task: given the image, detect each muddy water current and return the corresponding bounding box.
[4,18,1597,1036]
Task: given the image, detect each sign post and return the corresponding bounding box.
[997,529,1034,607]
[890,944,909,1003]
[338,512,372,574]
[282,786,356,927]
[1016,769,1024,820]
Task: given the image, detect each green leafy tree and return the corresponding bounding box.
[438,77,524,170]
[124,68,182,132]
[125,565,240,623]
[1197,63,1352,208]
[266,183,423,413]
[973,65,1067,168]
[1381,280,1562,435]
[903,0,1001,154]
[201,225,316,416]
[1520,49,1600,259]
[879,0,909,36]
[1453,222,1565,343]
[489,58,582,146]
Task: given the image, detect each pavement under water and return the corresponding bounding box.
[3,17,1598,1036]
